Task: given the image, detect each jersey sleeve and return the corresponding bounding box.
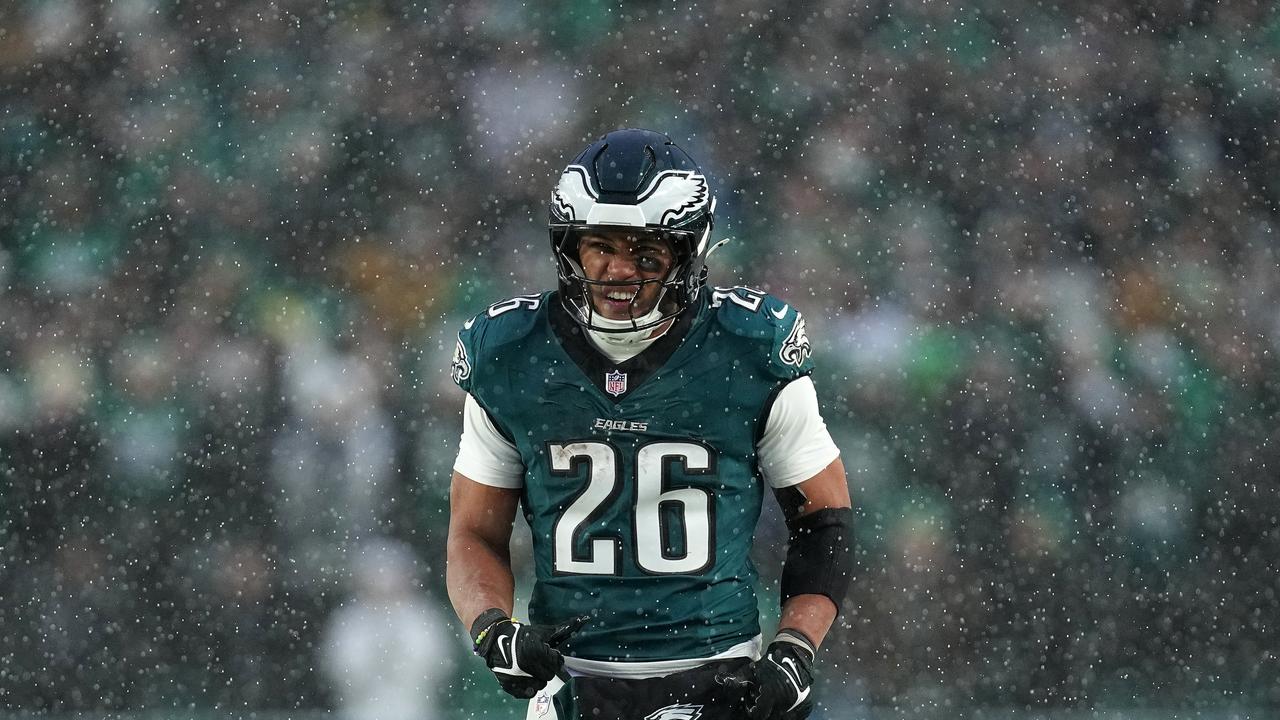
[757,376,841,488]
[763,297,815,380]
[710,288,815,381]
[453,393,525,488]
[450,318,479,394]
[450,294,548,396]
[449,295,549,486]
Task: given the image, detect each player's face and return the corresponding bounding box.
[577,231,675,320]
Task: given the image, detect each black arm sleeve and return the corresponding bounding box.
[779,506,853,607]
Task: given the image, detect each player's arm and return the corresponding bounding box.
[445,471,521,629]
[726,461,850,720]
[446,393,588,699]
[775,456,852,649]
[724,375,851,719]
[446,393,526,627]
[756,376,853,647]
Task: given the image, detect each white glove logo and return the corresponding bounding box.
[493,627,532,677]
[775,656,811,711]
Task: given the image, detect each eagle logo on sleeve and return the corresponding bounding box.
[451,337,471,384]
[779,315,811,367]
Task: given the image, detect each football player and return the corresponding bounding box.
[446,129,852,719]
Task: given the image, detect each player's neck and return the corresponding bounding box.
[585,317,674,364]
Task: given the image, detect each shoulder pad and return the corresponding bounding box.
[450,293,548,393]
[707,286,814,379]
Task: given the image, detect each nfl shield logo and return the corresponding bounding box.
[605,370,628,396]
[534,690,552,716]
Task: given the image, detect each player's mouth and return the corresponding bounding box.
[597,287,646,317]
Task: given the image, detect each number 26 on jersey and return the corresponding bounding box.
[549,440,716,576]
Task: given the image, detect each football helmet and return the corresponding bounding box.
[548,128,716,333]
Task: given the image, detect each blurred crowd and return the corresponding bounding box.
[1,0,1278,716]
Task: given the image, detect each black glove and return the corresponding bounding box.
[717,629,816,720]
[470,608,589,699]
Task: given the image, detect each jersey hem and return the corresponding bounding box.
[561,635,763,679]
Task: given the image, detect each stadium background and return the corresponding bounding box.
[1,0,1277,718]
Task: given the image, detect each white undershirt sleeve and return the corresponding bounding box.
[756,376,841,488]
[453,393,525,488]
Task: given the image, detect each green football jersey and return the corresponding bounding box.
[450,287,815,662]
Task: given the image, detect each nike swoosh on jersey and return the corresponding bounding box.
[770,304,789,320]
[464,316,477,329]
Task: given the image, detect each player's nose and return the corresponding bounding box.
[605,252,640,279]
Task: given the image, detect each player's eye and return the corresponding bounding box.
[635,256,663,273]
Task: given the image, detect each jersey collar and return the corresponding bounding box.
[548,291,699,401]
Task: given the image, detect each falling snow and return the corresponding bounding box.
[1,1,1277,719]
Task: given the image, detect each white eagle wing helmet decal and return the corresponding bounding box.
[551,166,596,224]
[552,165,711,241]
[636,170,710,227]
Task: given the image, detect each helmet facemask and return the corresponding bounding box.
[551,225,707,334]
[546,128,716,333]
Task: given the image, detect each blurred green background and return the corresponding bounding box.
[1,0,1278,718]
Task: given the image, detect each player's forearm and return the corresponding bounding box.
[778,593,838,648]
[446,530,516,629]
